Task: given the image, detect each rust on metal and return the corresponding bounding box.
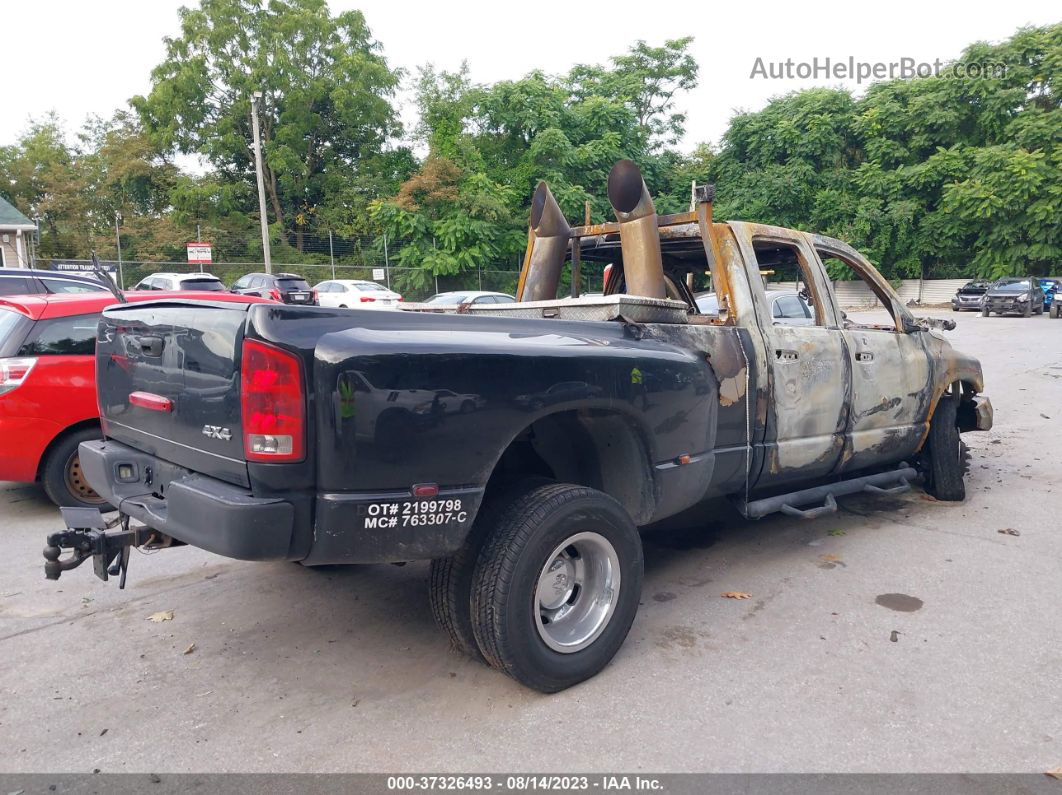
[518,182,572,302]
[606,160,666,299]
[694,185,733,324]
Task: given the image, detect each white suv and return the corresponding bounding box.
[131,273,226,292]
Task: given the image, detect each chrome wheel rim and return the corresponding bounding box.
[534,531,620,654]
[65,454,104,504]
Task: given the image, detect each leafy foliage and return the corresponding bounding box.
[711,23,1062,279]
[1,19,1060,286]
[132,0,410,247]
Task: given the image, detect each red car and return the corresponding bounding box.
[0,291,268,508]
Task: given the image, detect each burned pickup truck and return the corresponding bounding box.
[43,161,992,692]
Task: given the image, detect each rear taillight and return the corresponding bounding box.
[268,288,282,302]
[0,357,36,396]
[360,296,376,303]
[312,289,318,304]
[240,340,305,462]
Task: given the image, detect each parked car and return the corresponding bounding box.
[1039,278,1061,312]
[0,291,268,508]
[980,277,1045,317]
[951,280,991,311]
[47,161,992,693]
[423,291,516,305]
[1050,290,1062,319]
[696,289,813,325]
[230,272,316,305]
[0,268,109,296]
[131,272,226,292]
[314,279,402,309]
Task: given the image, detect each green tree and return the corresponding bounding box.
[0,115,90,258]
[371,38,702,288]
[133,0,407,249]
[709,23,1062,280]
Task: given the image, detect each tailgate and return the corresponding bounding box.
[97,301,252,487]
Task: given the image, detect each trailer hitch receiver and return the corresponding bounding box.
[43,508,148,589]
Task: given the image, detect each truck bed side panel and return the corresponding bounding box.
[307,311,739,559]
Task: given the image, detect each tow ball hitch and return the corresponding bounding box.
[43,508,151,589]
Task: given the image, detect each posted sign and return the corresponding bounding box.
[186,242,213,265]
[372,268,386,281]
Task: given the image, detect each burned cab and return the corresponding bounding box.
[43,160,992,693]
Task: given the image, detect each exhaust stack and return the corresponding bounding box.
[517,182,571,301]
[606,160,666,299]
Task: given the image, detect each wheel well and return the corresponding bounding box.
[955,380,980,432]
[486,409,656,525]
[35,419,101,481]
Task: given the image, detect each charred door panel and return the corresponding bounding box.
[728,222,850,487]
[763,325,848,481]
[807,238,933,473]
[839,328,931,472]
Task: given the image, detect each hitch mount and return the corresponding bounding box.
[43,508,153,588]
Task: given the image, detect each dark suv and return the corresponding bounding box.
[0,268,108,296]
[230,272,317,305]
[981,277,1046,317]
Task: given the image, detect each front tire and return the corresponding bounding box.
[470,483,643,693]
[1051,304,1060,319]
[981,306,990,317]
[41,427,112,510]
[923,395,965,501]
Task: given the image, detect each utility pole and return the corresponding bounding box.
[383,233,390,289]
[114,212,124,289]
[32,217,40,269]
[329,230,335,279]
[250,92,272,274]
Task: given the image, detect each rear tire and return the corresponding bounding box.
[41,426,112,510]
[923,395,965,501]
[1051,304,1060,319]
[469,483,643,693]
[429,478,552,662]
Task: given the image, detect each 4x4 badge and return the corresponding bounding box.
[202,425,232,441]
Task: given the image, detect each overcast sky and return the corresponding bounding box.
[2,0,1059,153]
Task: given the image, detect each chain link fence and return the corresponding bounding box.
[35,227,613,301]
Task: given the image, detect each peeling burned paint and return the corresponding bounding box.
[718,367,747,407]
[857,396,902,419]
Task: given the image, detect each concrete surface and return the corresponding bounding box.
[0,309,1059,773]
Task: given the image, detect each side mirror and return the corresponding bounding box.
[908,316,955,333]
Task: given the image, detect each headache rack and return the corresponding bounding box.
[520,161,735,323]
[406,160,736,326]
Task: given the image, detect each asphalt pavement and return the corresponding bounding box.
[0,308,1059,773]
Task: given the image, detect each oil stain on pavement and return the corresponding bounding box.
[875,593,924,612]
